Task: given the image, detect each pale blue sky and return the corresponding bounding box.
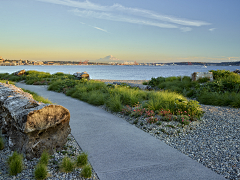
[1,0,240,62]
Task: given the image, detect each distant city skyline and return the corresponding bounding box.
[1,0,240,63]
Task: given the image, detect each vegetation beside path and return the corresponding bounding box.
[147,70,240,108]
[0,70,204,126]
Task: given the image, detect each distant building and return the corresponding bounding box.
[0,56,4,64]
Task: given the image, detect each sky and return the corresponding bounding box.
[1,0,240,63]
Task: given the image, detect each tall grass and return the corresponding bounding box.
[60,157,75,173]
[76,152,88,168]
[105,94,123,112]
[34,151,50,180]
[34,163,48,180]
[22,89,52,104]
[39,150,50,165]
[144,91,186,112]
[198,91,240,107]
[80,164,92,178]
[7,151,23,176]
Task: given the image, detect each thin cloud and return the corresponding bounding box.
[209,28,216,31]
[71,9,178,29]
[111,3,210,27]
[91,26,108,33]
[180,27,192,32]
[38,0,211,31]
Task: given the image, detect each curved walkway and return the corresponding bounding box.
[16,83,225,180]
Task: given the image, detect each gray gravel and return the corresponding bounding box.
[1,100,239,179]
[0,134,99,180]
[110,104,240,180]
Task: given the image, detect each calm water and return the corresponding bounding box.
[0,65,239,80]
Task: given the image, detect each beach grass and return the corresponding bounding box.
[60,157,75,173]
[21,89,52,104]
[7,151,24,176]
[80,164,92,178]
[76,152,88,168]
[34,163,48,180]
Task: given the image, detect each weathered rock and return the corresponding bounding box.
[14,69,26,76]
[191,72,213,81]
[0,82,71,159]
[73,71,90,80]
[233,69,240,74]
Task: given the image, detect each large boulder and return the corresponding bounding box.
[233,69,240,74]
[73,71,90,80]
[0,83,71,159]
[191,72,213,81]
[14,69,26,76]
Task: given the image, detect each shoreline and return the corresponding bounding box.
[92,79,148,85]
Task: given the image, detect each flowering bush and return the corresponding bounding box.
[162,114,172,122]
[146,116,158,124]
[159,109,171,116]
[131,108,145,117]
[178,115,191,125]
[145,110,155,117]
[121,105,132,115]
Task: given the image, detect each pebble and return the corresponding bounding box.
[110,104,240,180]
[2,103,240,179]
[0,134,99,180]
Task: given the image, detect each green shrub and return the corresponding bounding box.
[60,157,75,173]
[34,163,48,180]
[182,76,191,82]
[144,91,185,112]
[80,164,92,178]
[105,94,123,112]
[87,91,106,105]
[116,87,145,106]
[197,77,210,83]
[210,70,233,80]
[76,152,88,168]
[148,76,165,87]
[39,150,49,166]
[48,79,79,92]
[8,151,23,176]
[198,91,240,108]
[52,72,65,76]
[165,76,180,82]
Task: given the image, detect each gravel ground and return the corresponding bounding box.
[0,134,99,180]
[1,80,239,179]
[109,104,240,180]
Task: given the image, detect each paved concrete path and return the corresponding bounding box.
[16,83,225,180]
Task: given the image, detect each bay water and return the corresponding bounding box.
[0,65,239,80]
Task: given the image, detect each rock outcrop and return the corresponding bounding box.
[0,83,71,159]
[73,72,90,80]
[192,72,213,81]
[233,69,240,74]
[14,70,26,76]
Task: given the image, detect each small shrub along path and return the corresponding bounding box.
[15,82,225,180]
